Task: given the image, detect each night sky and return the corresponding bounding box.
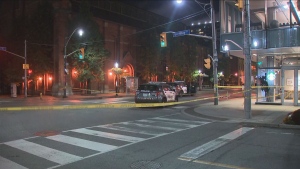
[124,0,219,25]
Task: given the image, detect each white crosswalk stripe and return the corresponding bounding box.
[152,117,208,125]
[47,135,118,152]
[97,125,164,136]
[136,119,199,128]
[4,139,82,165]
[0,117,210,169]
[0,156,28,169]
[70,128,145,142]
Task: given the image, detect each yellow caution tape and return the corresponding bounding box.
[0,88,288,111]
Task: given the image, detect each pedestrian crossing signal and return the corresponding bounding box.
[204,58,211,69]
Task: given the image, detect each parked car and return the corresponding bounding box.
[135,82,178,103]
[167,81,196,97]
[187,82,197,95]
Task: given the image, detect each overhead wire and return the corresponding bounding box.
[120,6,212,38]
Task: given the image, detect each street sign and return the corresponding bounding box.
[23,64,29,69]
[0,47,7,51]
[173,30,190,37]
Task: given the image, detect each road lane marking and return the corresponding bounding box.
[47,135,118,152]
[0,156,28,169]
[97,125,165,136]
[4,139,81,165]
[70,128,145,142]
[179,127,253,160]
[137,119,203,128]
[121,122,180,131]
[152,117,207,125]
[193,160,252,169]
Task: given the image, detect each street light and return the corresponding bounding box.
[63,28,83,98]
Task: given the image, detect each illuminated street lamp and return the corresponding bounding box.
[198,70,203,91]
[63,28,83,98]
[114,62,120,96]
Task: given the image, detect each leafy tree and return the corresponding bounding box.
[169,36,198,82]
[4,1,53,94]
[69,1,109,94]
[136,29,161,82]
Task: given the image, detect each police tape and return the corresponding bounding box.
[1,88,282,111]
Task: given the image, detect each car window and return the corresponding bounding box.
[138,85,158,91]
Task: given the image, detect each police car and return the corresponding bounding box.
[135,82,178,103]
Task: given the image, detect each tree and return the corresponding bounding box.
[69,1,109,94]
[136,29,161,82]
[169,36,198,83]
[4,1,54,94]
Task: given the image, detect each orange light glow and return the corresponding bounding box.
[49,77,52,80]
[109,72,112,76]
[39,77,42,80]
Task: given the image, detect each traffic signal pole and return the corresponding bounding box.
[243,0,252,119]
[24,40,27,98]
[211,0,218,105]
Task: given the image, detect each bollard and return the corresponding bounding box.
[40,93,43,100]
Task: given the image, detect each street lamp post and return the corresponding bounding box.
[198,70,203,91]
[115,62,119,96]
[63,28,83,98]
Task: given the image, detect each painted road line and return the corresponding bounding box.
[4,139,81,165]
[0,156,28,169]
[47,135,117,152]
[152,117,208,125]
[193,160,252,169]
[179,127,253,160]
[70,128,145,142]
[121,122,180,131]
[97,125,164,136]
[137,119,202,128]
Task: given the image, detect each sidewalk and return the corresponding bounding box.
[192,97,300,129]
[0,92,135,101]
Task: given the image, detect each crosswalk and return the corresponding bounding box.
[0,116,210,169]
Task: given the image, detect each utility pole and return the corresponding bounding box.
[211,0,218,105]
[24,40,27,98]
[243,0,252,119]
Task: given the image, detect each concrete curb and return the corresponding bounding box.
[241,122,300,129]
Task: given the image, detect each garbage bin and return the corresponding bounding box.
[11,83,17,97]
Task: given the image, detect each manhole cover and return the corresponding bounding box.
[130,161,161,169]
[34,130,59,137]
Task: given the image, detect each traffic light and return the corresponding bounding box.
[236,0,244,11]
[79,48,84,59]
[160,32,167,47]
[27,69,32,78]
[204,58,211,69]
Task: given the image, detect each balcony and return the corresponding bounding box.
[220,26,300,57]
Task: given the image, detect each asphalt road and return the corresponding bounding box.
[0,94,299,169]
